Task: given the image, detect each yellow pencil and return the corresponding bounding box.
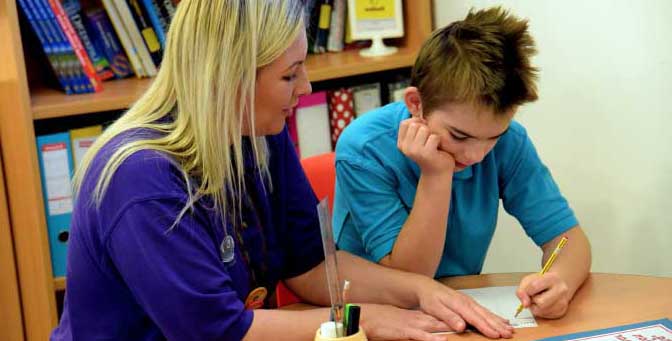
[514,236,569,317]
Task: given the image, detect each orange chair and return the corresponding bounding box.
[300,152,336,209]
[276,152,336,307]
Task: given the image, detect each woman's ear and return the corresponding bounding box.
[403,87,423,119]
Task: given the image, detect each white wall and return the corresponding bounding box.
[434,0,672,276]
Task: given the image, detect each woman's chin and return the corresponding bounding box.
[252,123,286,136]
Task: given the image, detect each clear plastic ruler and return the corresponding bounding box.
[317,198,344,336]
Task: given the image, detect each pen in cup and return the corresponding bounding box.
[345,305,361,336]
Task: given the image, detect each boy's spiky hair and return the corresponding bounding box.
[411,6,539,114]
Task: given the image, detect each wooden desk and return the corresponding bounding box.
[437,272,672,340]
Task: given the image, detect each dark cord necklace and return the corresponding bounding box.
[232,171,269,295]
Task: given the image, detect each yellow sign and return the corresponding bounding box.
[355,0,396,20]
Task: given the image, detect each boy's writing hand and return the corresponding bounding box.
[398,118,455,177]
[516,272,571,319]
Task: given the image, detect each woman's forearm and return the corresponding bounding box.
[286,251,433,309]
[244,308,329,340]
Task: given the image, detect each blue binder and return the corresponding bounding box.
[36,132,74,277]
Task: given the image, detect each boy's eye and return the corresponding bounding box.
[282,74,297,81]
[450,132,468,141]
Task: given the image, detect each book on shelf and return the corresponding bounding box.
[82,4,134,78]
[100,0,147,77]
[125,0,163,66]
[110,0,158,76]
[326,0,345,52]
[38,0,94,93]
[139,0,168,49]
[294,91,332,159]
[352,83,382,117]
[284,77,410,157]
[47,0,103,92]
[387,77,410,103]
[304,0,317,53]
[328,88,355,148]
[62,0,115,81]
[17,0,70,93]
[36,132,75,278]
[158,0,177,20]
[17,0,100,94]
[69,125,103,168]
[313,0,333,54]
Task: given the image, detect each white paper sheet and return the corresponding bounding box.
[460,286,537,328]
[433,286,537,336]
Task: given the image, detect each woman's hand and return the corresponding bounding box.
[397,118,455,177]
[359,303,450,341]
[516,272,571,319]
[416,279,514,339]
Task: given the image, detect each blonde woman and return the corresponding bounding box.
[51,1,514,340]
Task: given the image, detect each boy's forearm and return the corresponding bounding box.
[380,173,453,277]
[543,226,592,296]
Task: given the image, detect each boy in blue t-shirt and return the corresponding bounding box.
[334,7,591,319]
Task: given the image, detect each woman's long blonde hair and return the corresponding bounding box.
[73,0,305,227]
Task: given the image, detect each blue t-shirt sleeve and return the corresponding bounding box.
[267,128,325,279]
[106,197,253,341]
[498,124,579,246]
[335,157,408,262]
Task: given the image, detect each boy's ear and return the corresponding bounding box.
[403,87,423,119]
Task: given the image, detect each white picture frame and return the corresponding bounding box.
[347,0,404,57]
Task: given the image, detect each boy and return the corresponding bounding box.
[333,7,591,319]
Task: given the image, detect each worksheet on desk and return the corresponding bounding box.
[459,286,537,328]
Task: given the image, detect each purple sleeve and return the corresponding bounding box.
[106,197,253,340]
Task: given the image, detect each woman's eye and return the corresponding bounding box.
[450,132,468,141]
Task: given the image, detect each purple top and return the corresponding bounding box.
[51,127,325,340]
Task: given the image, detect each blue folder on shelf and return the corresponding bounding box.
[36,132,74,277]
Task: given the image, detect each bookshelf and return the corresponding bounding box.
[0,0,432,340]
[0,146,24,341]
[32,45,420,120]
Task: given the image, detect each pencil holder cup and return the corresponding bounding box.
[314,328,367,341]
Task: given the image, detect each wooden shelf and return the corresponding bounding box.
[305,45,418,81]
[31,77,154,120]
[31,47,418,120]
[54,277,66,291]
